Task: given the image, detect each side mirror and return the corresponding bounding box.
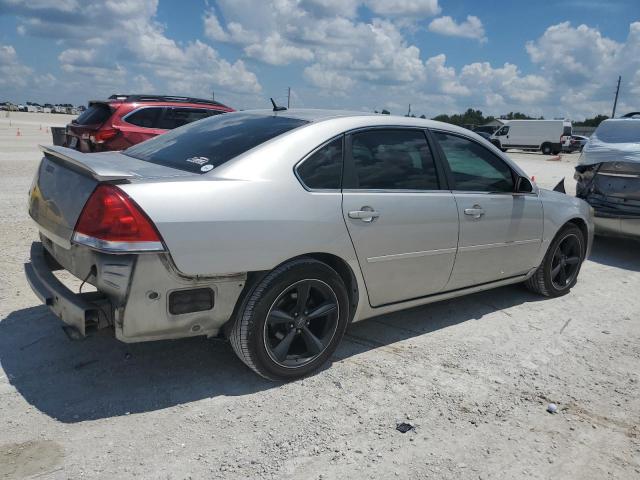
[515,176,534,193]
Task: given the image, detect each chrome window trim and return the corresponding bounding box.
[342,188,446,194]
[122,105,224,129]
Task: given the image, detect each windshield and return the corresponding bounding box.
[124,113,309,174]
[594,120,640,144]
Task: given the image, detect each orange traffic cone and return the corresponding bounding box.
[16,128,21,137]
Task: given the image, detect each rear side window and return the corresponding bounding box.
[434,131,514,192]
[156,108,220,129]
[348,129,439,190]
[124,113,309,174]
[296,137,343,189]
[124,107,162,128]
[75,104,112,126]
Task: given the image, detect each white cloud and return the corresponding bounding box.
[2,0,262,100]
[428,15,487,43]
[526,21,640,117]
[245,33,315,65]
[365,0,440,17]
[303,64,355,91]
[0,44,32,88]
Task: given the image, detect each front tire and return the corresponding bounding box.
[525,224,585,297]
[230,258,350,381]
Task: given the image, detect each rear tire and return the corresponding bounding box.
[541,143,552,155]
[230,258,349,381]
[525,224,585,297]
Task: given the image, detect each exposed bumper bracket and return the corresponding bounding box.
[24,242,113,337]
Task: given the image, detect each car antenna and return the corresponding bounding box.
[270,97,287,112]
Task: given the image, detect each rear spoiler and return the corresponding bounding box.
[39,145,136,182]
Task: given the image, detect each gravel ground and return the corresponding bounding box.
[1,113,639,479]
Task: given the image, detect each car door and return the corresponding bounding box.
[341,128,459,307]
[432,130,544,290]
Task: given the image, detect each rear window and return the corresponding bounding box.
[75,103,112,126]
[594,120,640,144]
[563,125,572,136]
[123,113,309,174]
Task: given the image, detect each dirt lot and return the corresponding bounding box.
[1,113,639,479]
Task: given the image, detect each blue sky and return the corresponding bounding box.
[0,0,638,119]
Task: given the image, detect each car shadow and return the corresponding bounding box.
[1,285,545,423]
[588,235,640,272]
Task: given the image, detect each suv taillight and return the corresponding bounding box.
[72,184,164,252]
[91,128,119,144]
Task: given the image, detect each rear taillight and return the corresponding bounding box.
[90,128,118,144]
[72,184,164,252]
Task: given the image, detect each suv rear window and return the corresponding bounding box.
[75,103,112,126]
[124,113,309,174]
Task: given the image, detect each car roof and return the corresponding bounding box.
[232,108,472,132]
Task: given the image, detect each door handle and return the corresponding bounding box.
[464,205,485,219]
[348,207,380,222]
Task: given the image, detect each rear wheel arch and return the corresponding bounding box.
[222,253,359,338]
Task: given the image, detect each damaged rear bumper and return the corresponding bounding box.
[575,162,640,239]
[24,239,247,342]
[24,242,112,336]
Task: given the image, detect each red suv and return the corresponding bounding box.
[63,94,234,152]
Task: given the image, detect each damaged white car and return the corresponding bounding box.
[575,113,640,238]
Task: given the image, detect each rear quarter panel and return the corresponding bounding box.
[118,119,364,277]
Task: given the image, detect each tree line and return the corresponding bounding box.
[375,107,609,127]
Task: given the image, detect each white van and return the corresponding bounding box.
[490,120,572,155]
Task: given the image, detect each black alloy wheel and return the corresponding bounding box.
[229,257,350,380]
[264,279,339,368]
[550,233,582,290]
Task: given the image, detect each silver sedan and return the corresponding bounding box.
[25,110,594,380]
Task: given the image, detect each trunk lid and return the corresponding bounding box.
[29,146,196,247]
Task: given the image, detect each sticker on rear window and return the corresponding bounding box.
[186,156,210,165]
[201,164,214,172]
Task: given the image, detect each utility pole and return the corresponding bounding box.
[212,90,215,101]
[612,76,621,118]
[287,87,291,109]
[407,104,411,117]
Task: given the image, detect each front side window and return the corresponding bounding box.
[124,107,163,128]
[496,126,509,136]
[124,113,309,174]
[434,131,514,192]
[349,129,439,190]
[296,137,343,189]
